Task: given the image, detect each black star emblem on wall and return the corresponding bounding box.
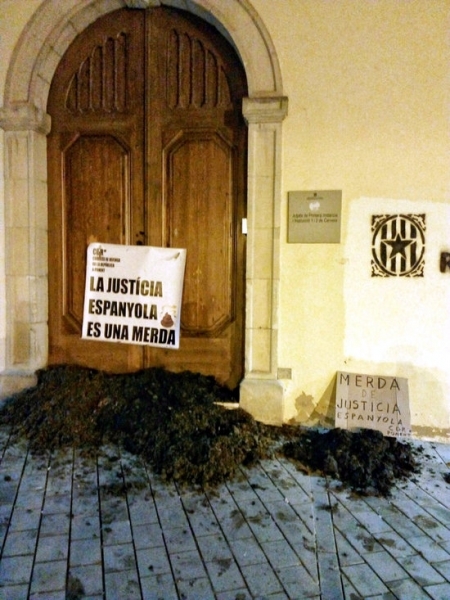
[383,233,413,259]
[371,214,426,277]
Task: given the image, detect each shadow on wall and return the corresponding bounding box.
[291,376,337,428]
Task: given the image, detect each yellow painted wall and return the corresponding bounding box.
[252,0,450,438]
[0,0,43,99]
[0,0,39,368]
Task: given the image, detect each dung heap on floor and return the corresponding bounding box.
[0,365,421,494]
[0,365,274,487]
[281,426,422,496]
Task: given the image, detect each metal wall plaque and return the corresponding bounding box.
[288,190,342,243]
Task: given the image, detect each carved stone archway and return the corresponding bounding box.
[0,0,288,423]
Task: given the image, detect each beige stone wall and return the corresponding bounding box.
[251,0,450,438]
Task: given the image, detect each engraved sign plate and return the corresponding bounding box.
[288,190,342,243]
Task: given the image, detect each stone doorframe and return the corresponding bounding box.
[0,0,288,423]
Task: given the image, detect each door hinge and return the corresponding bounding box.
[241,218,247,235]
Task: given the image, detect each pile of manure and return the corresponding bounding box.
[281,426,421,496]
[0,365,422,493]
[0,365,274,487]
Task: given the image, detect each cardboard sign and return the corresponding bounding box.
[335,371,411,437]
[82,243,186,349]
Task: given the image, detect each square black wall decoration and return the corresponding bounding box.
[371,214,426,277]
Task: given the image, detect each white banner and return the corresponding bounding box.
[82,243,186,349]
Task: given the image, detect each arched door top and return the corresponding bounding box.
[3,0,283,113]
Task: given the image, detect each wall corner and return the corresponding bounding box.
[239,377,287,425]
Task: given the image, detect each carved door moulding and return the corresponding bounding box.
[3,0,283,112]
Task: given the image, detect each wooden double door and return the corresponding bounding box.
[47,7,247,387]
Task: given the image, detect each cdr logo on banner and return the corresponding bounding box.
[82,243,186,349]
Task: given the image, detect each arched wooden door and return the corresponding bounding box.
[47,7,247,387]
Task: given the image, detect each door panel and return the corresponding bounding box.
[47,9,145,372]
[48,7,247,386]
[62,134,131,333]
[165,130,234,335]
[145,8,247,386]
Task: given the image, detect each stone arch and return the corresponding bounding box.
[4,0,283,110]
[0,0,288,424]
